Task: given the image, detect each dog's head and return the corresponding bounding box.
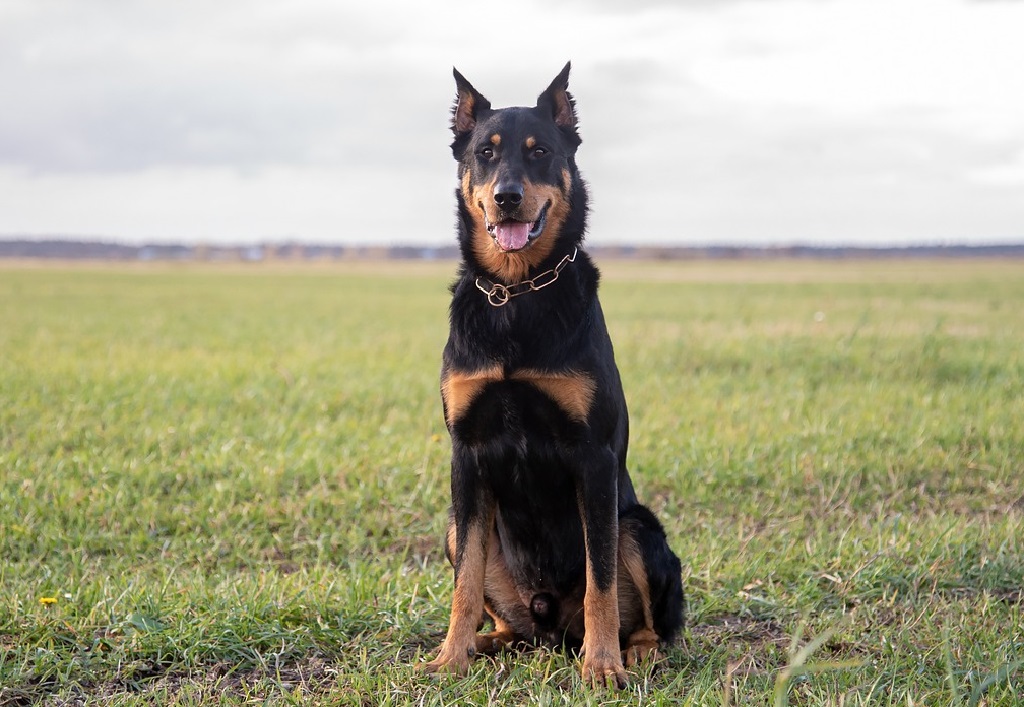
[450,63,583,282]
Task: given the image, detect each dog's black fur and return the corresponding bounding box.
[423,63,684,688]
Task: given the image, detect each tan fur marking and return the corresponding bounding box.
[584,586,620,647]
[476,615,518,654]
[617,526,662,666]
[581,582,625,686]
[443,514,458,565]
[618,532,654,630]
[490,133,501,145]
[454,92,479,134]
[622,628,661,667]
[510,369,595,422]
[443,368,594,425]
[441,365,503,426]
[445,515,532,654]
[461,169,573,283]
[444,522,486,640]
[525,136,536,149]
[460,170,475,206]
[483,540,526,625]
[479,525,533,651]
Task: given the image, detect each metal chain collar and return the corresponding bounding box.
[474,247,579,307]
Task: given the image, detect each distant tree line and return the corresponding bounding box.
[1,239,1023,261]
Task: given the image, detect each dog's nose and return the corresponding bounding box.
[494,184,524,208]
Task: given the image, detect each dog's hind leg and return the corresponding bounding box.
[616,505,684,667]
[477,525,533,653]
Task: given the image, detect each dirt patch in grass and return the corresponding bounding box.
[690,614,790,672]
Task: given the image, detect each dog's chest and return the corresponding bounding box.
[441,366,595,434]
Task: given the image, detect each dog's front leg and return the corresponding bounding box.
[577,447,628,688]
[423,444,492,676]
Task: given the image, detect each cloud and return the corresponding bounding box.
[0,163,455,243]
[1,0,1022,244]
[968,150,1024,187]
[0,1,447,173]
[687,0,1024,140]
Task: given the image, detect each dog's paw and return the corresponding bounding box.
[581,652,628,689]
[622,628,662,667]
[475,629,517,655]
[420,645,473,678]
[622,642,660,668]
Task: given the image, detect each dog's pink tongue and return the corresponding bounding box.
[494,221,531,251]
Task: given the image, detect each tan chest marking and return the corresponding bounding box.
[443,367,596,426]
[511,369,596,423]
[442,366,504,426]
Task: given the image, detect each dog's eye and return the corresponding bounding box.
[477,146,494,159]
[531,146,549,158]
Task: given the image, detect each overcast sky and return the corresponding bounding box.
[1,0,1023,246]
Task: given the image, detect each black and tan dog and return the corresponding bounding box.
[423,63,684,688]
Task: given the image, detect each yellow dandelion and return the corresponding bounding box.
[39,596,58,605]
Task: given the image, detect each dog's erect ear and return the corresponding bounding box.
[452,68,491,136]
[537,62,577,129]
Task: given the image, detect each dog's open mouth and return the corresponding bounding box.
[485,203,549,252]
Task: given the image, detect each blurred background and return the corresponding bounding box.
[1,0,1022,249]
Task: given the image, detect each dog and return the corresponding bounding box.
[422,63,684,688]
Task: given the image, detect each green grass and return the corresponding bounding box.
[1,258,1022,705]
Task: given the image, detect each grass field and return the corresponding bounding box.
[1,258,1022,705]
